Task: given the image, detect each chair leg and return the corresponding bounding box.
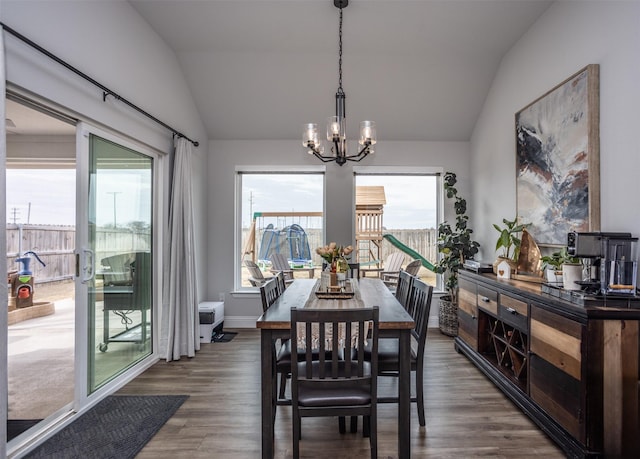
[338,416,346,434]
[350,416,358,433]
[369,411,377,459]
[417,367,426,427]
[293,411,300,458]
[278,372,288,399]
[363,415,370,438]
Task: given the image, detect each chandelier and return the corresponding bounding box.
[303,0,377,166]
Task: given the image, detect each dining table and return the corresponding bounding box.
[256,277,416,458]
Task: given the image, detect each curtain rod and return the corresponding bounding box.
[1,22,199,147]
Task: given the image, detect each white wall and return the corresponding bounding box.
[1,0,209,294]
[208,139,470,326]
[470,1,640,260]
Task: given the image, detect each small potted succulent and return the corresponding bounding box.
[541,247,581,289]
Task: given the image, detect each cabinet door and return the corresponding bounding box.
[458,279,478,349]
[529,305,583,441]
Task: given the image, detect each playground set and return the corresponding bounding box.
[242,187,435,273]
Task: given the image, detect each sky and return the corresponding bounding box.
[6,169,75,225]
[242,173,437,230]
[6,169,150,227]
[7,170,437,230]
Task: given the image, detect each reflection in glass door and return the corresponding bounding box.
[87,134,153,392]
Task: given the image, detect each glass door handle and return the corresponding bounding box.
[81,248,95,283]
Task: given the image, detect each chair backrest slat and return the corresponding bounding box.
[395,270,414,312]
[407,278,434,358]
[290,307,379,388]
[259,277,280,313]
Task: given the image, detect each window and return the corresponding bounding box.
[354,172,440,289]
[236,171,324,290]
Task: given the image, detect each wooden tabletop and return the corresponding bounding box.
[256,278,415,330]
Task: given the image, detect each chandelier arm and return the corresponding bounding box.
[309,147,340,163]
[344,144,372,162]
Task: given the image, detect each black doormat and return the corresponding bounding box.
[212,331,237,343]
[7,419,42,441]
[24,394,188,459]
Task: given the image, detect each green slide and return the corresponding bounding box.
[382,233,437,272]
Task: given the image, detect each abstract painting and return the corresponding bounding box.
[515,65,600,246]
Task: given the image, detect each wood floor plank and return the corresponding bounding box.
[118,329,564,458]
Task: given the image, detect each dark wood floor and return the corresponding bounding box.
[118,328,565,458]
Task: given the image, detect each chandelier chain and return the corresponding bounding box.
[338,6,344,94]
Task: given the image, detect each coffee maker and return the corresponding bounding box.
[567,232,638,295]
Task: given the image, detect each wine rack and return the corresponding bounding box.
[484,315,528,389]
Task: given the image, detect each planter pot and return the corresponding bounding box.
[545,269,563,283]
[562,263,583,291]
[438,295,458,337]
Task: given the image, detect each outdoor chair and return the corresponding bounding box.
[380,252,405,283]
[404,259,422,276]
[269,253,295,286]
[290,307,379,459]
[244,259,271,287]
[367,277,433,426]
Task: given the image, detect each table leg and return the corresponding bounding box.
[398,329,411,458]
[261,329,275,459]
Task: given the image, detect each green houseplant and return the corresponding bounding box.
[492,217,530,273]
[434,172,480,336]
[541,247,580,284]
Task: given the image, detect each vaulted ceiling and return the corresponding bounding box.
[129,0,552,143]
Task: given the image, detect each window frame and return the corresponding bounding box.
[353,166,444,292]
[234,165,326,292]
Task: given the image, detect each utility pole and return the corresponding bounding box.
[106,192,122,228]
[10,207,20,224]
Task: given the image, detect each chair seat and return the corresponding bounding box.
[364,338,417,370]
[299,386,371,407]
[297,360,373,407]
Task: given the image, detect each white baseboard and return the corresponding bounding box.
[223,315,260,329]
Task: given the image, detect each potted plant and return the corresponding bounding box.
[492,217,530,273]
[434,172,480,337]
[540,247,581,289]
[540,248,566,283]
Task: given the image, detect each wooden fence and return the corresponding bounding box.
[6,224,151,284]
[243,227,438,267]
[7,225,437,284]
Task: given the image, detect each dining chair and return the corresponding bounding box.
[348,262,360,279]
[259,278,289,416]
[259,277,280,312]
[395,269,415,311]
[274,271,287,296]
[290,307,379,459]
[369,277,433,426]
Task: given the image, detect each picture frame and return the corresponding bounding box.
[515,64,600,247]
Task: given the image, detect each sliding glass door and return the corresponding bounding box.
[78,128,154,393]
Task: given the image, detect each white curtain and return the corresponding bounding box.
[161,137,200,361]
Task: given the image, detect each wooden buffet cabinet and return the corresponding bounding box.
[455,270,640,458]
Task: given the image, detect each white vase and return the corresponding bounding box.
[562,263,583,291]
